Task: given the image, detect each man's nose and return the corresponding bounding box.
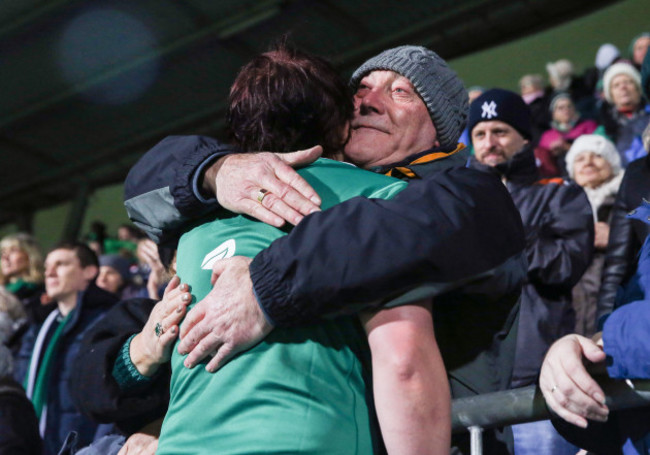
[357,88,384,115]
[485,132,498,148]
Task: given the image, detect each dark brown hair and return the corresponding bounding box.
[227,43,352,157]
[51,242,99,268]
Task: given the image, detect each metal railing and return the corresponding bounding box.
[451,377,650,455]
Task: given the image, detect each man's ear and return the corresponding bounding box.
[83,265,99,282]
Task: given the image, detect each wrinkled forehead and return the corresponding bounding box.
[611,73,637,86]
[357,69,415,88]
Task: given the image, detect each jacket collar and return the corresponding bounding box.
[62,283,117,335]
[371,143,468,179]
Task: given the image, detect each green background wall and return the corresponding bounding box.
[2,0,647,252]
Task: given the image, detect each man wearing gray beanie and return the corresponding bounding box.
[124,44,527,454]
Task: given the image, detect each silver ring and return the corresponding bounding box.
[551,385,558,393]
[155,322,164,337]
[257,188,269,204]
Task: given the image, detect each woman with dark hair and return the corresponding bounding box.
[96,44,447,455]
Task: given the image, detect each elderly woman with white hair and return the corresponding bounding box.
[565,134,624,336]
[597,62,650,166]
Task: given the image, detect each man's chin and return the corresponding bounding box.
[479,155,505,167]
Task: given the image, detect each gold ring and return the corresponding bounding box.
[257,188,270,204]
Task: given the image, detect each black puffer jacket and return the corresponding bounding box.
[597,154,650,324]
[470,146,594,386]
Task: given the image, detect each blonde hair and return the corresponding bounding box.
[0,233,44,285]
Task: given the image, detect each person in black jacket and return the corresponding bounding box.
[597,51,650,326]
[124,46,527,453]
[0,346,41,455]
[468,88,594,455]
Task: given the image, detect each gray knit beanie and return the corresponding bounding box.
[350,45,468,149]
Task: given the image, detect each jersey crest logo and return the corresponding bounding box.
[201,239,236,270]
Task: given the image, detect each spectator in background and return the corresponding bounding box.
[540,199,650,454]
[547,58,596,121]
[13,243,118,455]
[0,286,28,358]
[467,85,485,104]
[629,32,650,70]
[564,135,623,337]
[117,224,144,244]
[597,62,649,166]
[0,338,41,455]
[595,43,621,77]
[597,123,650,326]
[597,52,650,328]
[468,88,594,455]
[0,233,53,333]
[547,59,574,92]
[535,93,598,177]
[519,73,551,142]
[458,85,486,149]
[0,233,44,304]
[97,254,148,300]
[0,288,40,455]
[86,221,108,256]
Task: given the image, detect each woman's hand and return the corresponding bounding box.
[130,276,191,376]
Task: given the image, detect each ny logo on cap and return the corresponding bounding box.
[481,101,498,119]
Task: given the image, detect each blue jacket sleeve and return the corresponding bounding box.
[251,166,527,327]
[603,299,650,379]
[123,135,239,246]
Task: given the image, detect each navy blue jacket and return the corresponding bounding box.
[470,146,594,386]
[69,298,170,435]
[14,284,117,455]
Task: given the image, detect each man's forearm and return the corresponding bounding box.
[251,167,526,326]
[363,303,450,455]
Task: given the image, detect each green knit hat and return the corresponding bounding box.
[350,45,468,149]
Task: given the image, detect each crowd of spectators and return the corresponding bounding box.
[0,29,649,455]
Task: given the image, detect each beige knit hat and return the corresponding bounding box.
[602,62,641,104]
[565,134,621,178]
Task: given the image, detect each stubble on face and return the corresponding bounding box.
[471,120,528,167]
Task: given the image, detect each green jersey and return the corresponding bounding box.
[157,159,406,455]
